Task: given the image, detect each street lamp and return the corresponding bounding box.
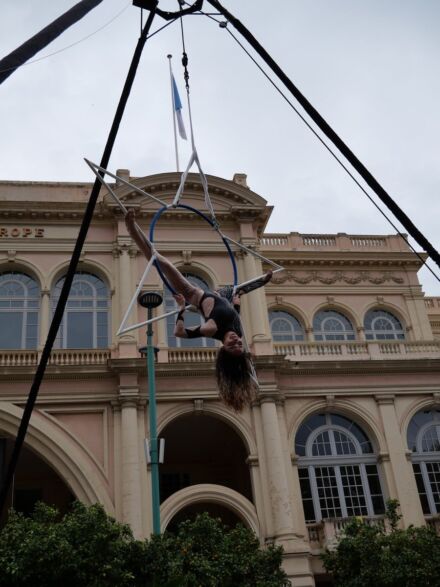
[138,291,163,535]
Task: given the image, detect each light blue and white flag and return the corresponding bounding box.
[172,74,187,140]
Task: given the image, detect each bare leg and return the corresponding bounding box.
[155,253,203,306]
[125,210,203,305]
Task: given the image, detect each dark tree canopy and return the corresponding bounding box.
[322,500,440,587]
[0,502,289,587]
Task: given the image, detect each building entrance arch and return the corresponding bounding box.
[161,484,259,535]
[0,403,113,514]
[159,412,253,504]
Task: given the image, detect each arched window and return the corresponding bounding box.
[407,409,440,515]
[164,273,216,349]
[364,309,405,340]
[269,310,304,342]
[0,272,40,349]
[313,310,355,341]
[53,272,110,349]
[296,413,385,523]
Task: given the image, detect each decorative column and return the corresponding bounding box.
[259,389,297,542]
[38,289,50,349]
[241,243,272,355]
[115,235,138,358]
[119,374,143,538]
[258,386,313,586]
[375,395,425,527]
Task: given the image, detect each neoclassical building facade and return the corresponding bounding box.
[1,171,440,586]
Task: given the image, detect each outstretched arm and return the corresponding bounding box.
[236,270,273,297]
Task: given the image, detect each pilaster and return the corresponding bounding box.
[241,239,272,355]
[375,394,425,527]
[117,373,144,538]
[258,386,313,586]
[38,289,50,349]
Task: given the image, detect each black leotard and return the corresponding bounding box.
[199,291,242,342]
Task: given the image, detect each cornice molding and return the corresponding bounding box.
[272,269,405,286]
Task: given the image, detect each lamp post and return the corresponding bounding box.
[138,291,162,535]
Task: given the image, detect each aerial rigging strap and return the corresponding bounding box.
[0,4,162,517]
[0,0,105,86]
[204,0,440,274]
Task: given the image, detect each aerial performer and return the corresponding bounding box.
[125,209,272,411]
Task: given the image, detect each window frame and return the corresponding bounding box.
[269,310,304,342]
[297,414,385,522]
[313,310,356,342]
[0,272,40,350]
[52,272,110,349]
[409,411,440,515]
[364,309,405,341]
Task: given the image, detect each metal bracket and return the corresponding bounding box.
[133,0,203,21]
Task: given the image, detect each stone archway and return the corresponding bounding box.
[1,437,74,521]
[165,502,243,532]
[159,413,252,504]
[161,484,260,535]
[0,403,113,516]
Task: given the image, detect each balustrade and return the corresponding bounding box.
[307,516,385,550]
[276,340,440,361]
[260,232,398,251]
[0,349,110,368]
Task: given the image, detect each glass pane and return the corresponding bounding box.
[314,466,342,519]
[67,312,93,348]
[312,431,332,456]
[364,309,404,341]
[299,469,315,523]
[422,426,440,452]
[339,465,368,517]
[407,410,440,452]
[365,465,385,514]
[425,462,440,513]
[269,310,304,342]
[294,413,327,454]
[412,464,430,515]
[333,430,357,455]
[0,312,22,348]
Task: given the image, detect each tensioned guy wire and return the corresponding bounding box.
[0,6,163,517]
[0,5,177,76]
[197,0,440,283]
[189,3,440,284]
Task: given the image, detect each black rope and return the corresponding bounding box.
[0,0,104,86]
[178,0,190,89]
[0,5,160,517]
[206,0,440,275]
[195,7,440,284]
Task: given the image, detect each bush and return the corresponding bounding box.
[322,500,440,587]
[0,503,289,587]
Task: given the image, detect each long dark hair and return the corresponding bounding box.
[215,347,257,411]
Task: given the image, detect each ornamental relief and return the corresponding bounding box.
[271,270,404,285]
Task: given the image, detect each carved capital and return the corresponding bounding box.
[246,455,259,467]
[375,394,395,405]
[182,250,192,265]
[128,246,138,259]
[193,399,204,413]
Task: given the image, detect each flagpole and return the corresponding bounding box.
[167,54,180,172]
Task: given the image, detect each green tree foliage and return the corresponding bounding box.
[143,512,290,587]
[322,500,440,587]
[0,503,289,587]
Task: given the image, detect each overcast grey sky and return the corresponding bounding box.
[1,1,439,293]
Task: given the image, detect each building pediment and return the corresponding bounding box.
[102,171,272,229]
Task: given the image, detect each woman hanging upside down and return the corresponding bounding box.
[125,209,272,411]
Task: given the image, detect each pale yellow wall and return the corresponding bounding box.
[0,173,439,587]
